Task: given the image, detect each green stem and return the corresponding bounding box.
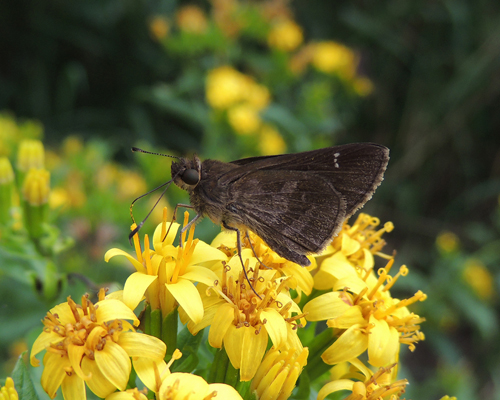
[303,327,337,379]
[162,308,178,361]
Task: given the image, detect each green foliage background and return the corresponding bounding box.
[1,0,500,399]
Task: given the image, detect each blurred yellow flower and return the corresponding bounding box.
[17,139,44,173]
[22,168,50,206]
[463,259,494,301]
[353,76,374,96]
[176,5,208,34]
[268,19,304,52]
[227,103,262,135]
[149,15,170,40]
[436,231,460,253]
[206,66,271,111]
[258,124,286,155]
[49,187,70,210]
[0,377,18,400]
[62,135,83,157]
[0,114,19,157]
[117,170,148,200]
[312,41,358,79]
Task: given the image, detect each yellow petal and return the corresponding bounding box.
[166,278,203,324]
[190,241,228,265]
[326,305,365,329]
[182,265,219,287]
[118,331,166,360]
[50,302,80,324]
[159,372,208,399]
[321,324,368,365]
[361,248,374,270]
[209,383,244,399]
[104,248,145,272]
[68,343,90,380]
[41,351,69,398]
[82,357,116,398]
[208,303,234,348]
[153,221,180,248]
[260,309,286,349]
[95,299,139,326]
[341,233,361,256]
[368,316,400,367]
[224,324,245,369]
[123,272,157,310]
[94,340,131,391]
[314,252,355,290]
[317,379,355,400]
[240,326,268,381]
[31,330,61,366]
[281,263,314,295]
[211,230,236,248]
[332,276,368,294]
[61,370,86,400]
[303,292,352,321]
[132,357,168,392]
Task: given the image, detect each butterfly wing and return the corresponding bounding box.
[226,170,346,266]
[218,143,389,265]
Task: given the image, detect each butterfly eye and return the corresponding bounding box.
[182,168,200,185]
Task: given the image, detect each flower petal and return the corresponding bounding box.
[166,279,204,324]
[132,357,168,392]
[368,316,400,367]
[123,272,157,310]
[303,292,352,321]
[41,351,69,398]
[208,383,244,399]
[118,331,166,360]
[95,340,131,391]
[159,372,209,399]
[182,265,219,287]
[261,309,286,349]
[105,248,145,272]
[240,326,268,381]
[208,303,234,348]
[224,324,245,369]
[321,324,368,365]
[317,379,355,400]
[61,369,86,400]
[326,305,365,329]
[82,357,116,398]
[190,241,227,265]
[95,299,139,326]
[31,330,62,366]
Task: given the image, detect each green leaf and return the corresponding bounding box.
[11,353,39,400]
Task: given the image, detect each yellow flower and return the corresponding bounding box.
[227,104,262,135]
[0,377,18,400]
[17,139,44,172]
[258,124,287,155]
[117,170,147,200]
[463,259,494,301]
[185,248,305,381]
[105,209,226,324]
[176,5,208,34]
[0,157,14,223]
[22,168,50,206]
[0,114,19,157]
[158,372,243,400]
[305,214,426,367]
[106,388,148,400]
[268,19,304,52]
[312,41,358,78]
[212,230,314,297]
[62,136,84,157]
[251,347,308,400]
[318,359,408,400]
[149,15,170,40]
[30,289,166,399]
[436,231,460,253]
[205,66,271,111]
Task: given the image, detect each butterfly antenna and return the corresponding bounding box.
[129,180,173,244]
[132,147,181,159]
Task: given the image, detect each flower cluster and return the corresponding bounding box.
[29,206,429,399]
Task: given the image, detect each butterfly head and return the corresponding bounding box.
[171,155,202,191]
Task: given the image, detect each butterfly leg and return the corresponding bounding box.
[245,231,271,270]
[169,203,198,247]
[222,222,262,299]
